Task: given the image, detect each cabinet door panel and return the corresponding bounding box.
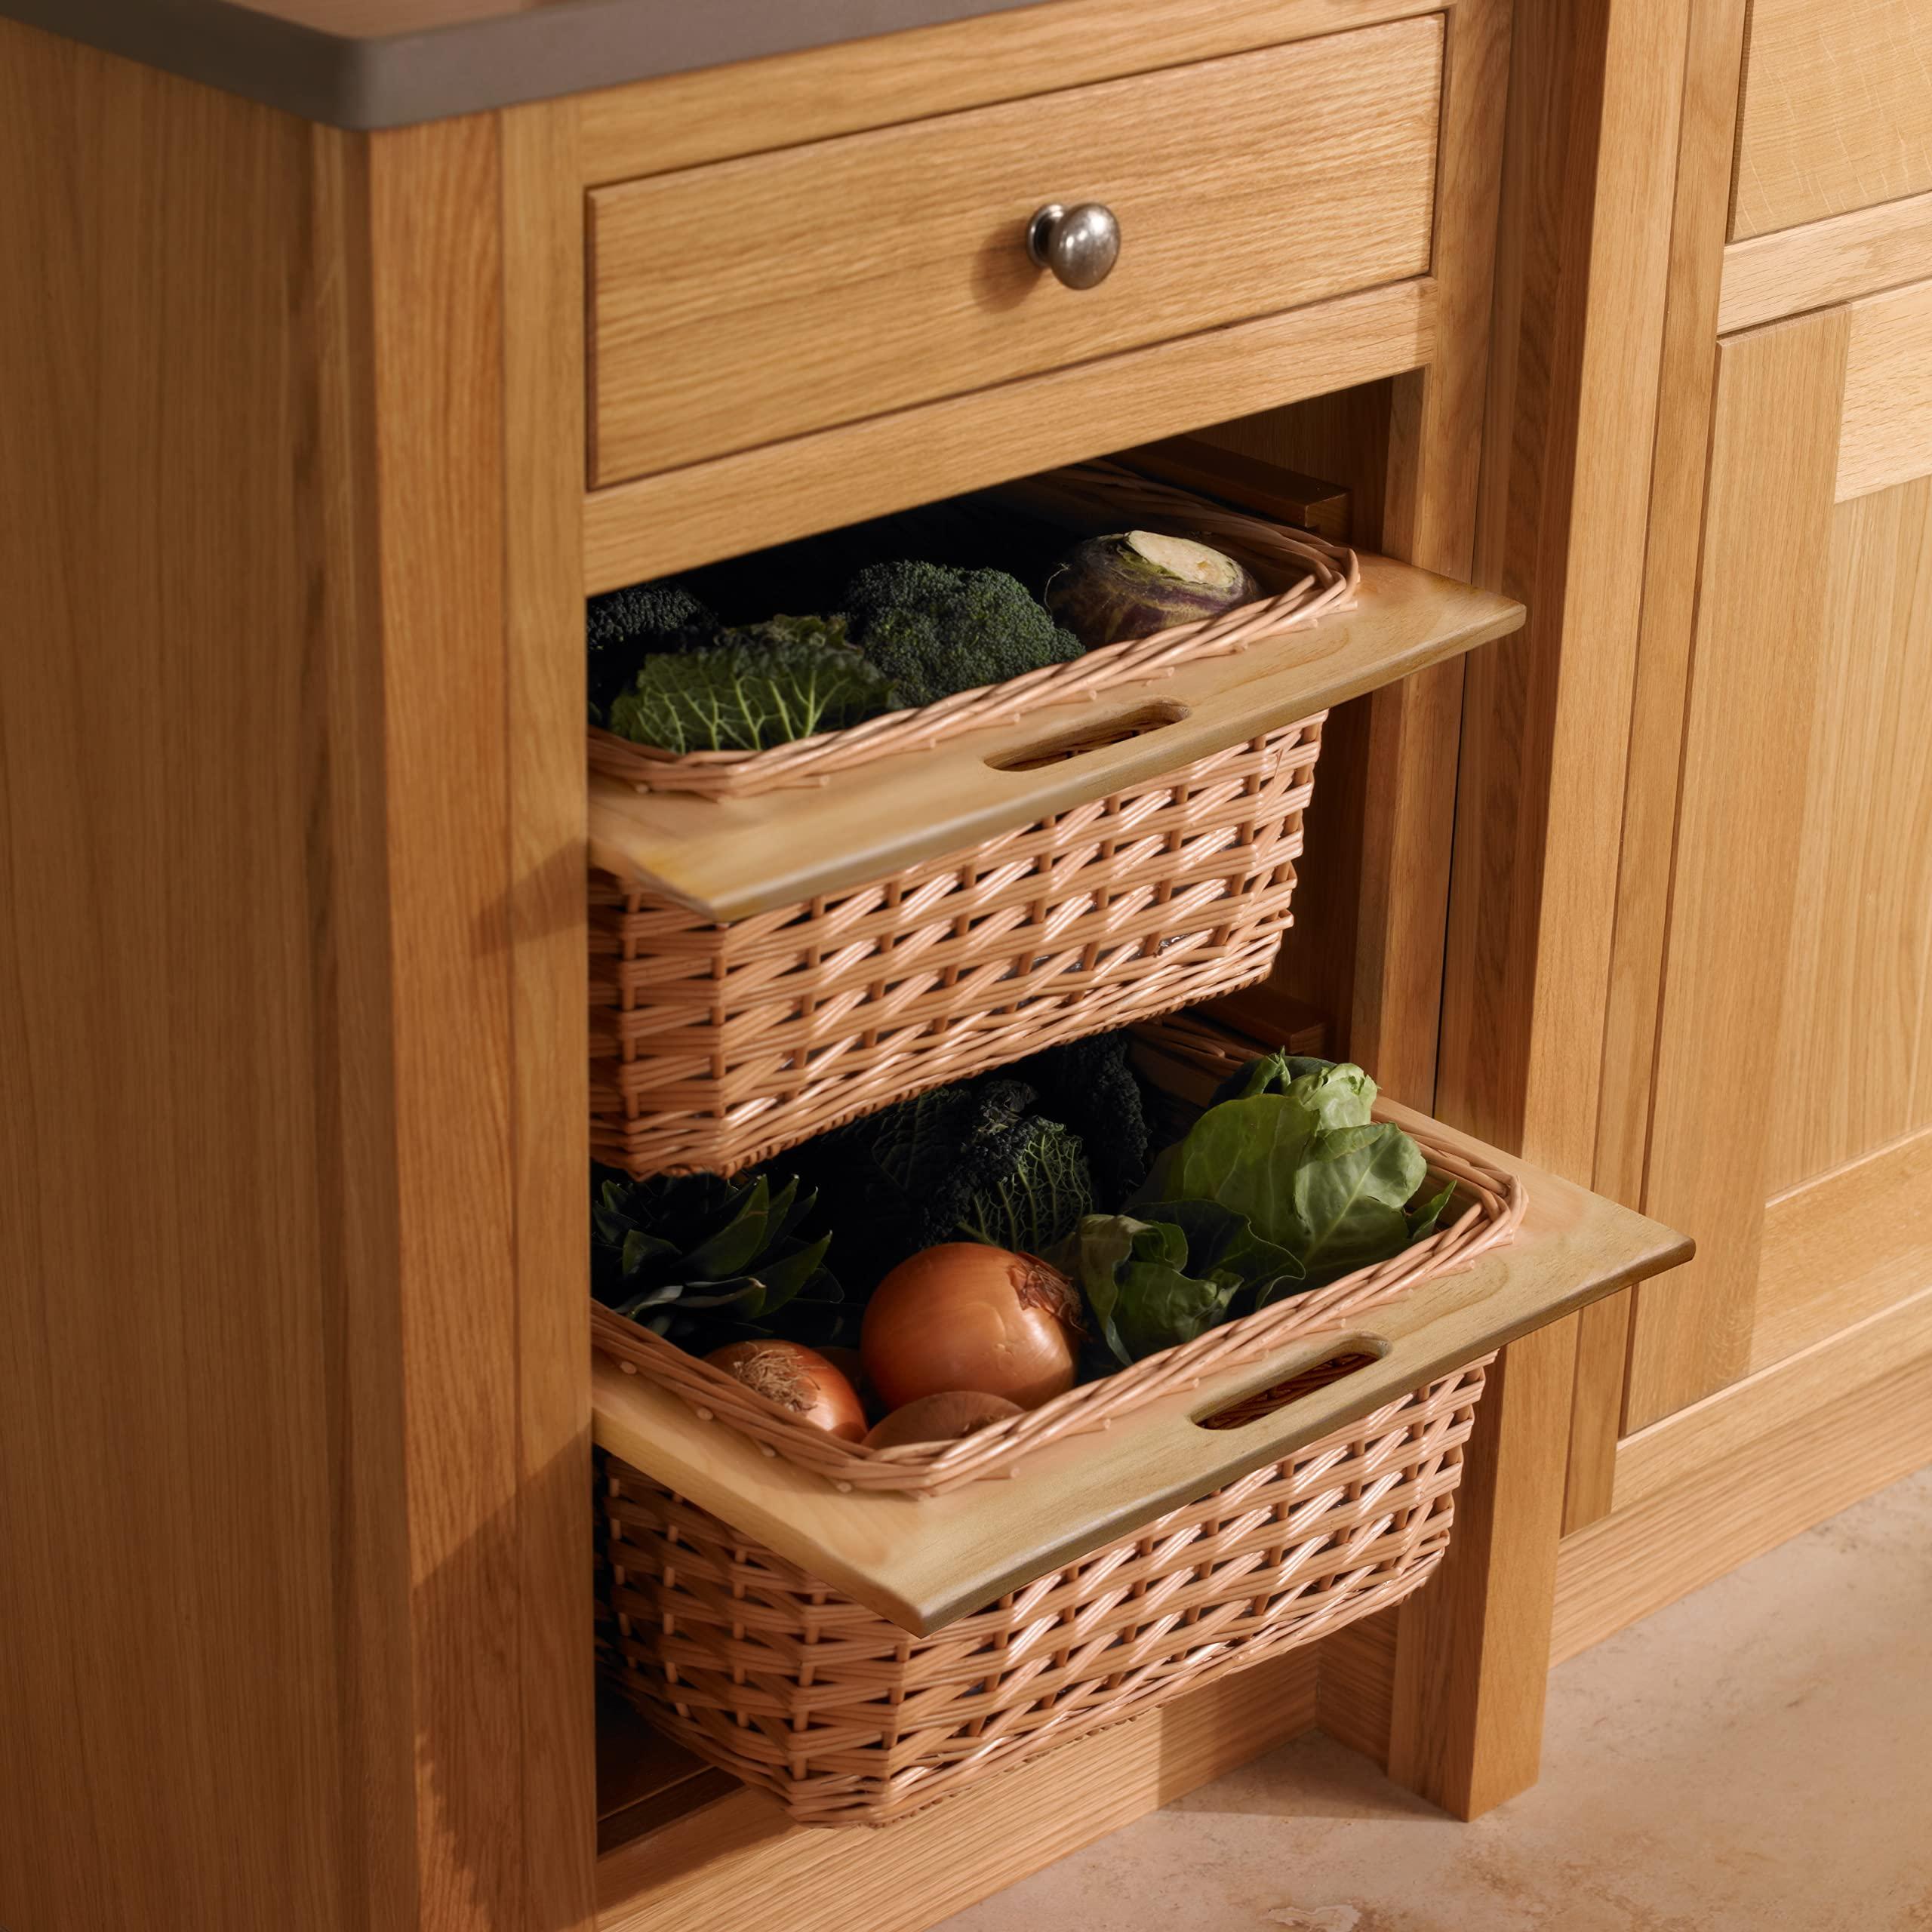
[1733,0,1932,241]
[1767,475,1932,1196]
[1623,309,1848,1430]
[1628,280,1932,1426]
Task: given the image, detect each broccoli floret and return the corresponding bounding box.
[586,580,716,722]
[841,560,1083,707]
[727,613,854,656]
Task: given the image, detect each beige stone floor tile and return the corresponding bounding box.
[938,1464,1932,1932]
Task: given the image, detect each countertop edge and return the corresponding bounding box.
[3,0,1059,130]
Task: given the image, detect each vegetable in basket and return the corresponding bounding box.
[590,1166,848,1351]
[605,614,903,753]
[705,1340,867,1440]
[1043,530,1258,648]
[785,1072,1106,1291]
[861,1244,1082,1412]
[1065,1055,1456,1366]
[841,559,1084,706]
[863,1391,1023,1450]
[585,579,715,723]
[1010,1032,1151,1214]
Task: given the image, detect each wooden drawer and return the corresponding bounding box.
[586,17,1443,488]
[592,1085,1688,1634]
[1733,0,1932,239]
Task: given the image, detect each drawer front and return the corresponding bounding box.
[587,17,1443,488]
[1733,0,1932,239]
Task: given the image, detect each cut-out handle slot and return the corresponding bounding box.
[1192,1338,1386,1430]
[987,700,1190,771]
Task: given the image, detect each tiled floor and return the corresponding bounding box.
[940,1465,1932,1932]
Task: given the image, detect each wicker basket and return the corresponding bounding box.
[591,1014,1526,1494]
[586,460,1358,799]
[598,1355,1491,1826]
[589,720,1325,1178]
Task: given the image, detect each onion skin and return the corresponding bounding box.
[864,1391,1025,1451]
[817,1345,873,1412]
[704,1340,867,1441]
[861,1244,1081,1412]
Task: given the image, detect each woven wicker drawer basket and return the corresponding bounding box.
[591,1013,1525,1493]
[586,460,1356,800]
[598,1355,1492,1826]
[589,719,1324,1178]
[591,1084,1518,1485]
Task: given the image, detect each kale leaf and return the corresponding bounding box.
[605,615,903,753]
[789,1075,1096,1289]
[1012,1031,1152,1212]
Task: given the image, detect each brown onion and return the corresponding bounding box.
[861,1244,1081,1412]
[704,1340,867,1441]
[817,1345,872,1411]
[864,1391,1025,1451]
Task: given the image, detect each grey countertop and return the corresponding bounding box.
[3,0,1054,130]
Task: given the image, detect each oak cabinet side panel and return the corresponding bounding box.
[0,29,415,1932]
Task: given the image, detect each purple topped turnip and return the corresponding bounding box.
[1044,530,1258,648]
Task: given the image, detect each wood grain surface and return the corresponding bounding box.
[1720,186,1932,332]
[587,20,1442,484]
[500,96,601,1932]
[593,1102,1687,1634]
[1197,384,1392,1068]
[1343,0,1510,1112]
[1387,1312,1578,1818]
[1767,478,1932,1192]
[587,552,1523,919]
[1624,309,1850,1429]
[596,1647,1321,1930]
[1837,278,1932,500]
[1613,1281,1932,1513]
[1441,0,1689,1176]
[583,275,1436,593]
[1571,0,1751,1534]
[1316,1606,1400,1763]
[1589,0,1749,1235]
[0,35,598,1929]
[1754,1124,1932,1371]
[580,0,1448,183]
[1730,0,1932,241]
[0,38,415,1932]
[1552,1348,1932,1664]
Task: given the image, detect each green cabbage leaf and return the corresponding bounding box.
[1066,1054,1455,1364]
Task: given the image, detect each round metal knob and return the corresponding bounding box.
[1026,202,1121,290]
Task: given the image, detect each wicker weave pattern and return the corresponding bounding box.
[586,461,1358,798]
[599,1359,1490,1826]
[589,721,1323,1179]
[592,1010,1524,1496]
[592,1102,1519,1493]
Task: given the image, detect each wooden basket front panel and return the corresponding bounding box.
[589,721,1321,1177]
[599,1360,1487,1826]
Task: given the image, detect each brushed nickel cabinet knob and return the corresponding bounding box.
[1026,202,1121,290]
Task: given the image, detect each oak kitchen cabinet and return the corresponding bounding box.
[0,0,1923,1928]
[1551,0,1932,1658]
